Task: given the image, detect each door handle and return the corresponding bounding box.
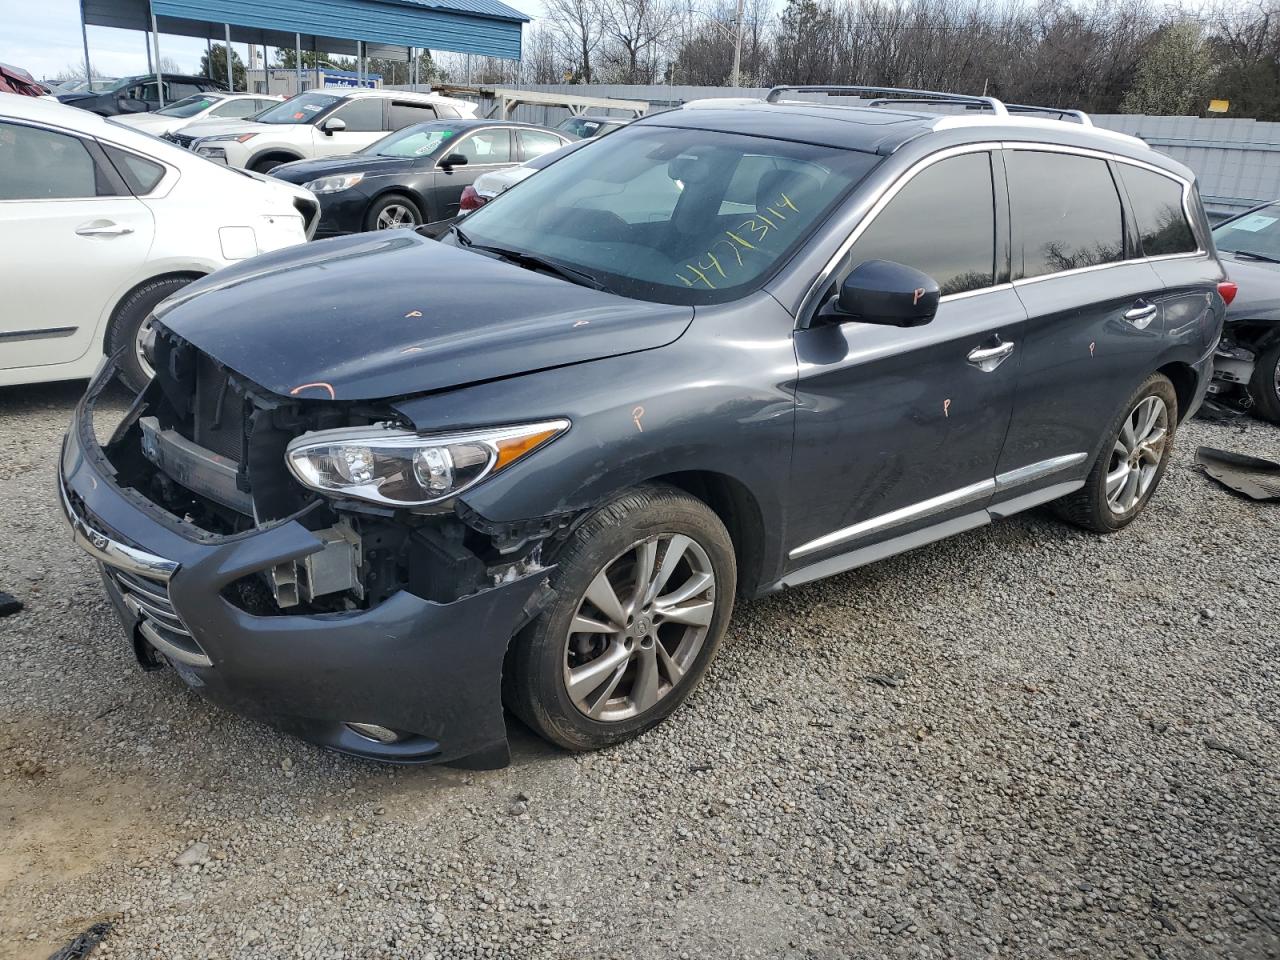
[76,223,134,237]
[967,338,1015,372]
[1124,300,1158,328]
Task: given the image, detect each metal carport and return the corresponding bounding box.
[78,0,528,103]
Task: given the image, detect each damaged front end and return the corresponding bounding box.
[58,329,569,767]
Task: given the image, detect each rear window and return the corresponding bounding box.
[1007,150,1124,279]
[1118,164,1197,256]
[390,102,438,129]
[102,144,166,194]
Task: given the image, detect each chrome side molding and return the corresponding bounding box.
[789,452,1088,560]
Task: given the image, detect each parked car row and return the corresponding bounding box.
[52,85,1236,770]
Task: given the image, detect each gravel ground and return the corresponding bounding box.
[1,379,1278,960]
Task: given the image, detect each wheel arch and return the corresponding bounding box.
[645,470,766,599]
[104,270,207,350]
[367,187,430,224]
[246,148,305,171]
[1156,360,1197,423]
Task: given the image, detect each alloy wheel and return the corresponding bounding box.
[563,534,716,722]
[134,316,155,382]
[1106,394,1169,514]
[375,204,417,229]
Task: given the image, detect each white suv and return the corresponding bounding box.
[180,88,478,172]
[113,92,283,137]
[0,93,318,391]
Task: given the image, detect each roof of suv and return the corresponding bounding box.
[647,90,1160,167]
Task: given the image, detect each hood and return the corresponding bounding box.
[181,118,270,139]
[155,232,693,401]
[1219,251,1280,325]
[271,154,410,184]
[113,112,172,132]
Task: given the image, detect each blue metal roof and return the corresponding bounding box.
[150,0,525,59]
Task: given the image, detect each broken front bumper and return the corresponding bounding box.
[57,379,548,767]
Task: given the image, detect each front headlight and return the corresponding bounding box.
[303,173,365,194]
[198,132,259,144]
[285,420,569,507]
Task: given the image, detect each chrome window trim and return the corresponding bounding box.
[800,138,1207,318]
[788,452,1088,560]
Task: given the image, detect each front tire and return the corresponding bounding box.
[1053,373,1178,533]
[1249,340,1280,423]
[365,194,423,231]
[506,484,736,752]
[106,276,197,393]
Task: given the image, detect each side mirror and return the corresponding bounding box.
[823,259,940,327]
[439,153,468,169]
[321,117,347,136]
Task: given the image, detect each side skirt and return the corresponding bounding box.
[765,479,1084,594]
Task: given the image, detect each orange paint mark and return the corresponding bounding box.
[632,406,645,432]
[405,310,423,318]
[943,398,952,418]
[289,382,336,400]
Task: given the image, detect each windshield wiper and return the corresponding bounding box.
[451,227,606,290]
[1229,249,1280,264]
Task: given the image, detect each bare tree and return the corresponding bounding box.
[600,0,679,82]
[545,0,604,82]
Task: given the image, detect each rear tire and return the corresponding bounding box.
[106,276,197,393]
[365,194,423,231]
[1249,341,1280,423]
[505,484,736,752]
[1053,373,1178,533]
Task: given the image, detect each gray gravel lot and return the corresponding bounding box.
[1,379,1278,960]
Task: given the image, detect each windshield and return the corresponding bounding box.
[363,122,459,158]
[1213,204,1280,260]
[525,139,588,170]
[254,93,339,125]
[455,125,880,305]
[558,117,621,138]
[155,95,216,118]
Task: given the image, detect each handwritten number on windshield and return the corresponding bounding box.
[676,192,800,289]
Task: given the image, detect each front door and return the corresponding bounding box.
[0,120,153,371]
[996,147,1167,479]
[314,98,387,157]
[787,149,1024,567]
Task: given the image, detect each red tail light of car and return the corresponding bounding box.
[1217,280,1238,306]
[459,186,487,212]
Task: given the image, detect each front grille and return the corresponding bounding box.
[165,131,196,148]
[107,569,213,667]
[192,352,245,461]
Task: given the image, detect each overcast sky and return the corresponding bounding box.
[0,0,548,81]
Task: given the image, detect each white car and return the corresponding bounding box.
[179,88,478,173]
[0,93,318,391]
[113,92,283,138]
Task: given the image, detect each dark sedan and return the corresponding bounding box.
[271,119,572,235]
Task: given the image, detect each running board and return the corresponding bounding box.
[767,479,1083,593]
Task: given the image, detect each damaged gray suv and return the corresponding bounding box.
[60,86,1232,768]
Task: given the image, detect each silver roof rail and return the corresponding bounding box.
[1005,103,1093,126]
[764,85,1008,117]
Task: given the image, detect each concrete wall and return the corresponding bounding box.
[400,83,1271,220]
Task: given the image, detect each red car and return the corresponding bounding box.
[0,63,49,97]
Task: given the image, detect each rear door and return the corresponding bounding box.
[433,128,514,219]
[0,119,154,371]
[997,147,1166,482]
[787,148,1027,565]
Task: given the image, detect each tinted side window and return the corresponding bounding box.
[170,82,203,98]
[0,122,110,200]
[845,151,996,296]
[212,99,260,118]
[1007,151,1124,278]
[330,98,385,132]
[453,129,511,164]
[1118,164,1197,256]
[102,145,165,194]
[390,103,438,128]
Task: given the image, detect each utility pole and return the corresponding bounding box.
[730,0,745,88]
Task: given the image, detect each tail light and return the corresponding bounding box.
[1218,280,1238,306]
[458,185,487,212]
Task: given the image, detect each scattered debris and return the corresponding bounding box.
[174,841,211,866]
[508,800,528,817]
[47,921,112,960]
[866,672,906,689]
[1196,447,1280,501]
[0,591,21,617]
[1205,738,1258,765]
